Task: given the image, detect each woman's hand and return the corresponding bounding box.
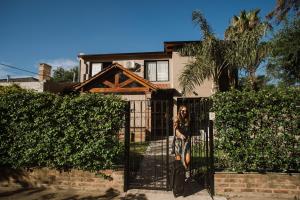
[180,134,186,140]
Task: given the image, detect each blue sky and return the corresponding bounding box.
[0,0,275,79]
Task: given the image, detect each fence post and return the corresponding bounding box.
[209,119,215,196]
[124,101,130,192]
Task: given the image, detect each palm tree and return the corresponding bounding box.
[225,9,269,89]
[179,10,230,94]
[225,9,261,39]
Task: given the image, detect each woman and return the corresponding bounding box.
[174,105,191,169]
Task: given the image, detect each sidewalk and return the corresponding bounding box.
[0,186,228,200]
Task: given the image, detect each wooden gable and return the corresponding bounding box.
[74,63,158,93]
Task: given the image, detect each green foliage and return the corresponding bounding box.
[0,87,126,171]
[267,0,300,24]
[213,87,300,172]
[52,66,78,82]
[267,17,300,86]
[225,9,270,89]
[179,10,231,94]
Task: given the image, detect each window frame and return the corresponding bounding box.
[144,60,169,82]
[90,62,103,77]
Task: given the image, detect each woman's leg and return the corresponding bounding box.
[183,141,191,169]
[174,138,182,161]
[185,152,190,167]
[175,155,181,160]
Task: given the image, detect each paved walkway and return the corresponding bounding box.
[129,136,215,199]
[132,136,172,188]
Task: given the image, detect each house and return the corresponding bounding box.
[74,41,231,95]
[0,63,76,93]
[73,41,230,141]
[0,63,52,92]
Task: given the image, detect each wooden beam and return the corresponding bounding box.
[123,71,151,89]
[103,80,115,88]
[89,87,149,93]
[115,73,120,88]
[119,78,134,88]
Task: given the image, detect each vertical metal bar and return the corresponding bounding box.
[139,100,143,187]
[160,100,164,188]
[124,101,130,192]
[201,98,205,174]
[209,117,215,196]
[133,101,137,186]
[200,98,204,174]
[140,101,143,142]
[154,100,157,188]
[166,100,170,190]
[205,99,209,188]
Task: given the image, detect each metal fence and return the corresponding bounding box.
[124,98,214,194]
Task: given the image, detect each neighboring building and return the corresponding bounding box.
[0,63,52,92]
[0,63,77,93]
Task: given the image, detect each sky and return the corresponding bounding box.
[0,0,275,79]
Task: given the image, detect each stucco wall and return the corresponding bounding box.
[0,82,45,92]
[172,52,214,97]
[0,81,75,93]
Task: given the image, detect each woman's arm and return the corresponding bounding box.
[174,118,185,139]
[175,127,186,140]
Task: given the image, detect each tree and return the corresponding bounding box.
[179,10,230,94]
[267,17,300,85]
[267,0,300,24]
[225,9,269,90]
[52,66,78,82]
[225,9,261,37]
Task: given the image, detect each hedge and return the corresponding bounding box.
[0,85,126,171]
[213,87,300,172]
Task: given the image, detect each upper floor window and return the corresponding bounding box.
[145,60,169,82]
[90,62,112,76]
[91,63,102,76]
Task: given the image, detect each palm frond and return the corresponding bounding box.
[179,59,214,95]
[192,10,213,38]
[178,42,202,57]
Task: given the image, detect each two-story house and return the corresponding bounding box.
[74,41,230,98]
[73,41,230,141]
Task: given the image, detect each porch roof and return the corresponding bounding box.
[73,63,159,93]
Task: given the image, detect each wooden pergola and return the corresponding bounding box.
[74,63,158,94]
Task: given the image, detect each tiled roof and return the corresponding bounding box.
[154,83,171,89]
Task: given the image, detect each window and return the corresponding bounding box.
[145,61,169,81]
[91,63,102,76]
[90,62,112,76]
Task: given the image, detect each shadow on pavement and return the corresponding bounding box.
[62,188,120,200]
[183,178,205,197]
[0,187,123,200]
[121,193,147,200]
[0,187,45,197]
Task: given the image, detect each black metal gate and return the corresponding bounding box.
[177,97,214,196]
[124,100,172,191]
[124,98,214,194]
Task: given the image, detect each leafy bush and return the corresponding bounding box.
[213,87,300,172]
[0,85,126,171]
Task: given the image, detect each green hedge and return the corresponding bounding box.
[0,85,126,171]
[213,87,300,172]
